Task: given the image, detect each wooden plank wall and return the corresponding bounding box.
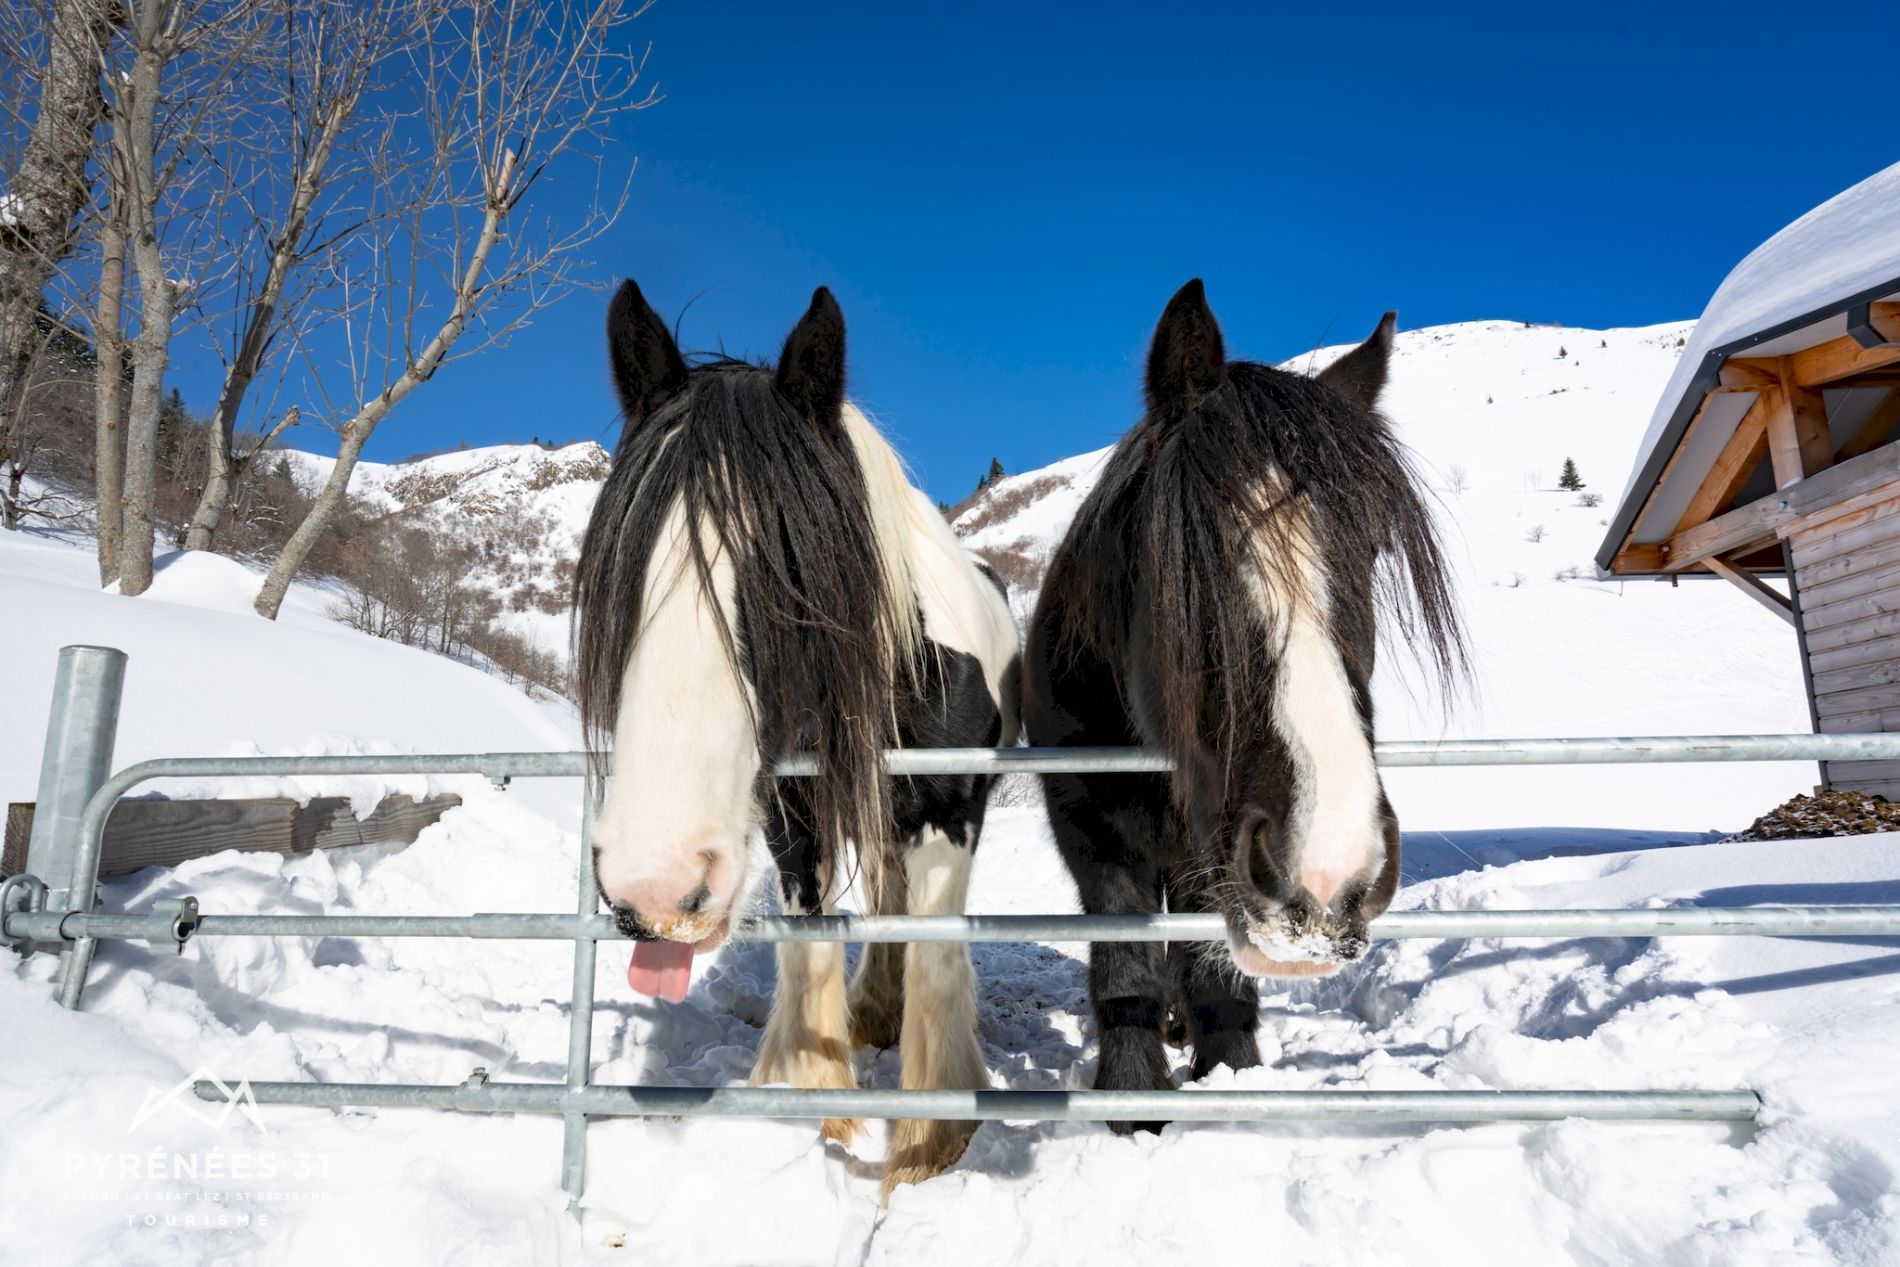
[2,794,462,881]
[1790,490,1900,797]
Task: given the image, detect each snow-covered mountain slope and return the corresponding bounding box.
[958,319,1814,836]
[283,442,609,653]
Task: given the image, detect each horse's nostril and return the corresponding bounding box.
[678,883,711,917]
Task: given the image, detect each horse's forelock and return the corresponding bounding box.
[1078,359,1466,815]
[572,365,919,896]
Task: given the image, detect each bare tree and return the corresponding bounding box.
[104,0,269,595]
[254,0,654,619]
[1446,463,1470,495]
[182,0,417,552]
[90,148,127,577]
[0,0,117,534]
[1,310,93,528]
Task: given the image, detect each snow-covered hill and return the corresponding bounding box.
[957,319,1814,837]
[283,441,609,653]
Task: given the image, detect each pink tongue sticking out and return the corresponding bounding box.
[628,939,694,1003]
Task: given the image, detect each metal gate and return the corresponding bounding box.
[7,644,1900,1207]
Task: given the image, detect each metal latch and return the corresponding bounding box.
[0,873,49,949]
[163,896,200,954]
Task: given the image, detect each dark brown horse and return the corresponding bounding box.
[1024,279,1463,1125]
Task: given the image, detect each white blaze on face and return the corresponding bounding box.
[593,497,761,940]
[1247,497,1383,912]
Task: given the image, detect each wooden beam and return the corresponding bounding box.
[1703,555,1795,626]
[1784,486,1900,549]
[1730,306,1900,388]
[1605,304,1900,575]
[1669,392,1773,536]
[1718,361,1779,391]
[0,794,461,881]
[1664,437,1900,570]
[1610,543,1666,571]
[1767,365,1833,488]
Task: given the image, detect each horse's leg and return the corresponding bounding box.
[846,852,906,1050]
[884,821,989,1196]
[749,801,858,1144]
[1166,878,1262,1080]
[1046,773,1174,1134]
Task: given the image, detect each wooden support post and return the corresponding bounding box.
[1703,555,1795,627]
[1767,365,1833,489]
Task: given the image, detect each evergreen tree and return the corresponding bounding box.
[1558,457,1584,491]
[985,456,1005,486]
[156,388,189,468]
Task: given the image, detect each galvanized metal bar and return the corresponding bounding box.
[1368,733,1900,767]
[26,647,127,906]
[204,1080,1762,1123]
[52,750,588,1009]
[22,645,123,988]
[17,904,1900,947]
[561,787,600,1209]
[47,729,1900,1008]
[31,648,126,992]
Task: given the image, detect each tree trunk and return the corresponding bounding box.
[253,416,369,618]
[114,27,176,598]
[183,389,239,547]
[254,153,513,619]
[183,97,351,552]
[93,201,128,582]
[3,461,22,530]
[0,0,114,440]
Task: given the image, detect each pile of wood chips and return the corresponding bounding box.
[1725,788,1900,841]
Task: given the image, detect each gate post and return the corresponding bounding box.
[23,647,126,931]
[561,780,602,1209]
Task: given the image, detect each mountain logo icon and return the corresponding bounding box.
[127,1070,271,1137]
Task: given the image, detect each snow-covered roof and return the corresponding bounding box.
[1598,161,1900,571]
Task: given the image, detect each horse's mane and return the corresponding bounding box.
[572,358,921,887]
[1059,359,1466,807]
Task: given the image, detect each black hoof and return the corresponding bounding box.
[1107,1117,1170,1136]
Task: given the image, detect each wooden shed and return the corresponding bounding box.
[1599,162,1900,795]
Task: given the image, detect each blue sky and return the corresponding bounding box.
[237,0,1898,503]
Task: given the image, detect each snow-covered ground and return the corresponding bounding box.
[3,318,1897,1264]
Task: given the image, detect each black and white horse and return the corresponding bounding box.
[573,281,1021,1191]
[1024,280,1463,1124]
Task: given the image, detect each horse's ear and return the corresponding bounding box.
[606,280,688,426]
[777,286,847,421]
[1146,278,1226,412]
[1316,311,1397,411]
